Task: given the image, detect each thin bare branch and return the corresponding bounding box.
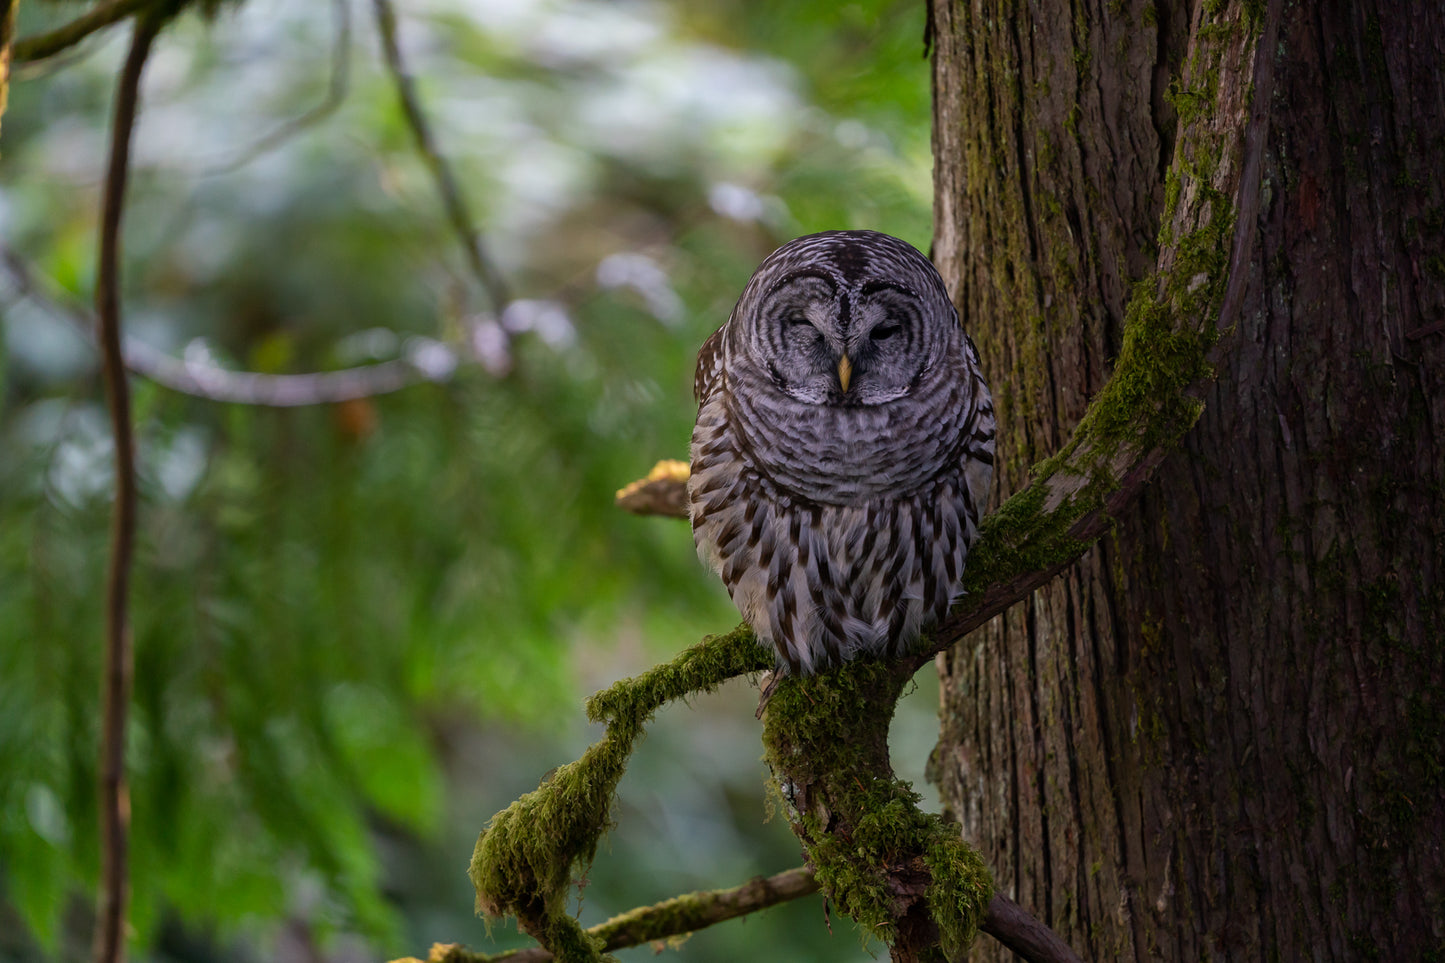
[120,344,427,405]
[199,0,351,176]
[370,0,511,315]
[979,894,1084,963]
[0,245,460,406]
[13,0,151,63]
[93,11,164,963]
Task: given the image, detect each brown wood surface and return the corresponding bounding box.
[929,1,1445,960]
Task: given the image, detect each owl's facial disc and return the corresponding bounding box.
[756,272,935,407]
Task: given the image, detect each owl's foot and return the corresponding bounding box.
[756,666,825,717]
[755,670,779,718]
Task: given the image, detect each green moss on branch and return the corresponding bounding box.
[761,661,993,960]
[468,628,769,959]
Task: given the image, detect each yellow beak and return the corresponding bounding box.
[837,355,853,393]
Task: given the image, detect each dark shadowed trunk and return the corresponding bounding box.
[928,1,1445,959]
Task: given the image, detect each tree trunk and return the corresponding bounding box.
[928,1,1445,959]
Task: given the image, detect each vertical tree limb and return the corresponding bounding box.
[758,659,995,963]
[94,11,165,963]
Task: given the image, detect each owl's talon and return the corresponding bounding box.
[756,670,779,718]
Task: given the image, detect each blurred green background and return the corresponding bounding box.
[0,0,940,959]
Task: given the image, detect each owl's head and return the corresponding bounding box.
[729,231,959,407]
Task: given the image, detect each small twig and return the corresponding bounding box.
[12,0,151,63]
[93,11,165,963]
[199,0,351,176]
[370,0,510,315]
[514,866,820,962]
[1404,319,1445,341]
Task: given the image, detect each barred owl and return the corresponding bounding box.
[689,231,994,677]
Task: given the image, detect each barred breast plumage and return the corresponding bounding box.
[689,231,994,676]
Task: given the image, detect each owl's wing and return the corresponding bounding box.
[693,324,727,405]
[957,333,997,516]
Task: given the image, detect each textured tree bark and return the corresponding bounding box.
[929,1,1445,960]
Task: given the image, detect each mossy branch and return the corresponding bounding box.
[760,660,993,963]
[405,868,1072,963]
[466,629,768,960]
[403,867,819,963]
[464,637,1082,963]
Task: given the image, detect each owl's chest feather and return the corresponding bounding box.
[716,373,971,504]
[688,390,983,674]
